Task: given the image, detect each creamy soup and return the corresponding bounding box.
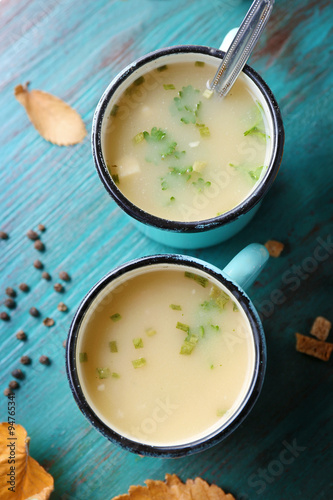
[76,265,255,446]
[102,61,272,222]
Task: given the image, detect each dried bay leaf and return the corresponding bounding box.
[112,473,236,500]
[0,423,54,500]
[14,82,87,146]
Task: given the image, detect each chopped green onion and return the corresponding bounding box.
[180,342,195,355]
[244,126,268,140]
[199,326,205,338]
[134,76,145,86]
[217,409,227,417]
[249,166,264,181]
[160,178,168,191]
[133,337,144,349]
[112,174,119,185]
[133,132,144,144]
[195,61,205,67]
[210,324,220,332]
[110,104,119,117]
[169,166,192,176]
[97,367,111,379]
[176,322,190,334]
[196,123,210,137]
[170,304,182,310]
[109,341,118,353]
[110,313,121,322]
[146,328,157,337]
[112,372,120,379]
[170,196,175,202]
[79,352,88,363]
[132,357,146,368]
[200,300,215,311]
[210,364,214,369]
[180,335,198,355]
[210,286,230,309]
[173,85,201,124]
[163,84,175,90]
[156,65,168,72]
[184,271,208,288]
[233,302,239,312]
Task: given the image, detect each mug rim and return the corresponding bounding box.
[66,254,267,457]
[92,44,284,233]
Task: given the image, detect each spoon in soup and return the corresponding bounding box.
[208,0,274,98]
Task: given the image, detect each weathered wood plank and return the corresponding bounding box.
[0,0,332,498]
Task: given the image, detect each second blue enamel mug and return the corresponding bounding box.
[67,243,269,457]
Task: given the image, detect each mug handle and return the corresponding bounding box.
[223,243,269,291]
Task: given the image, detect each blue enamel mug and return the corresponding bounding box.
[67,243,269,457]
[92,43,284,249]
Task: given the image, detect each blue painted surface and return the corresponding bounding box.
[0,0,332,498]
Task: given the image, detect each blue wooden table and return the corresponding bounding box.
[1,0,332,498]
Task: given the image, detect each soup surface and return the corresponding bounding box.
[77,266,255,446]
[102,61,272,221]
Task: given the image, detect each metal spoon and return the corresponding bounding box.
[209,0,274,97]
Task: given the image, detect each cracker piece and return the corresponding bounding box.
[265,240,284,257]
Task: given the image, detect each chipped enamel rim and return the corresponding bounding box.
[66,254,266,457]
[92,45,284,233]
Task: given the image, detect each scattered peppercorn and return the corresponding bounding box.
[33,259,43,269]
[38,224,45,232]
[42,271,51,281]
[43,317,54,327]
[0,231,8,240]
[0,311,9,321]
[57,302,68,312]
[11,369,24,379]
[16,330,27,340]
[20,355,31,365]
[27,229,38,240]
[29,307,39,317]
[4,388,12,397]
[39,355,50,365]
[9,380,19,390]
[34,240,44,251]
[5,287,16,298]
[54,283,63,293]
[19,283,29,292]
[59,271,70,281]
[4,298,15,309]
[62,339,67,348]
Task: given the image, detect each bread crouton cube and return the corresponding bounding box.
[310,316,331,341]
[295,333,333,362]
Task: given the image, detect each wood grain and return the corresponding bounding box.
[0,0,332,498]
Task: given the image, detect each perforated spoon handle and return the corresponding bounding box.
[210,0,274,97]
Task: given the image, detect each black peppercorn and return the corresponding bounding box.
[5,287,16,298]
[20,355,31,365]
[34,240,44,251]
[27,229,38,240]
[54,283,63,292]
[39,355,50,365]
[0,311,9,321]
[4,298,15,309]
[29,307,39,317]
